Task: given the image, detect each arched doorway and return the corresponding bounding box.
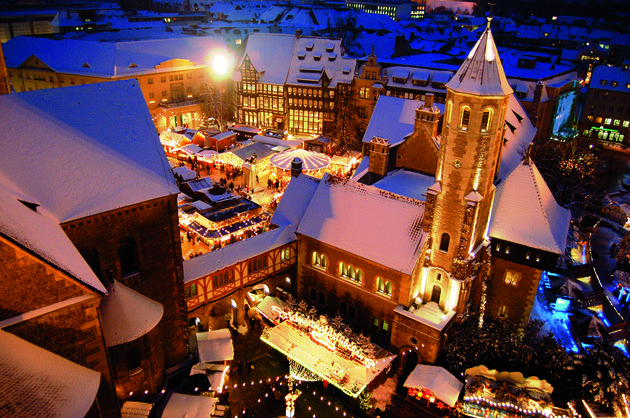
[431,284,442,304]
[400,347,419,375]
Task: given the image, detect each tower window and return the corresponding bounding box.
[504,271,521,286]
[481,109,492,132]
[439,233,450,252]
[460,106,471,130]
[498,305,508,318]
[118,238,138,278]
[446,101,452,124]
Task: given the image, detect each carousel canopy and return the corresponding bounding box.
[270,148,331,171]
[404,364,463,407]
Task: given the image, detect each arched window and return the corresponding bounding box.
[312,252,327,269]
[355,269,363,284]
[460,106,471,130]
[339,261,347,277]
[446,101,452,124]
[348,266,355,280]
[377,277,385,293]
[439,233,450,252]
[431,284,441,304]
[481,108,493,132]
[386,281,393,296]
[118,237,138,278]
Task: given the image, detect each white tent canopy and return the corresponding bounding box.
[403,364,464,407]
[270,148,331,171]
[162,393,217,418]
[256,295,287,324]
[196,329,234,363]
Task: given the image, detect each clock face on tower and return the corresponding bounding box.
[453,159,462,169]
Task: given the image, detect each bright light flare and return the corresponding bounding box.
[211,53,230,77]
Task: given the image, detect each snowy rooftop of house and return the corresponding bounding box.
[371,169,436,201]
[0,329,101,418]
[286,36,357,88]
[489,160,571,254]
[446,19,513,97]
[100,280,164,347]
[3,35,226,78]
[271,174,320,229]
[362,95,422,147]
[297,174,427,275]
[237,33,295,85]
[183,225,296,282]
[0,185,107,294]
[590,65,630,93]
[0,80,178,223]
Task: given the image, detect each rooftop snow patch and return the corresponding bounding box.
[0,80,178,223]
[489,160,571,254]
[0,329,101,418]
[100,280,163,346]
[297,174,427,275]
[362,95,422,147]
[0,184,107,294]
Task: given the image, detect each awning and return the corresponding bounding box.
[196,329,234,363]
[403,364,463,407]
[190,363,230,392]
[256,295,287,325]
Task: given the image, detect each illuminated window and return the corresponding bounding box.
[446,101,452,124]
[439,233,450,252]
[376,277,393,296]
[504,271,521,286]
[526,251,531,260]
[498,305,508,318]
[312,251,327,269]
[505,245,510,254]
[536,254,541,262]
[605,118,612,125]
[460,106,470,130]
[248,256,268,274]
[185,283,198,298]
[373,317,379,328]
[382,320,389,332]
[496,243,501,251]
[281,247,291,261]
[481,109,493,132]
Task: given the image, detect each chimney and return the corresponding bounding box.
[424,93,434,109]
[295,29,302,39]
[291,157,303,178]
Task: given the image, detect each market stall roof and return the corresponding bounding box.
[229,142,276,162]
[465,365,554,394]
[179,143,202,155]
[121,401,153,418]
[190,363,230,392]
[162,393,217,418]
[196,329,234,362]
[261,320,395,397]
[256,295,288,324]
[270,148,332,171]
[403,364,463,407]
[0,329,101,418]
[100,280,164,347]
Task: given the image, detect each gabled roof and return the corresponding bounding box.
[489,160,571,254]
[297,174,427,275]
[237,33,295,85]
[362,95,422,147]
[0,80,179,223]
[0,329,101,418]
[271,174,320,229]
[0,185,107,294]
[445,19,513,97]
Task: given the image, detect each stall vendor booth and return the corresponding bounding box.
[403,365,463,418]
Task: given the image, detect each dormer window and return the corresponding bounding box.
[325,42,334,52]
[305,41,314,51]
[313,52,322,61]
[328,53,337,61]
[297,51,306,60]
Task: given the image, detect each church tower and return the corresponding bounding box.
[421,18,513,314]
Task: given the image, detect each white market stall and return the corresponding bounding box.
[196,328,234,363]
[162,392,218,418]
[256,295,287,325]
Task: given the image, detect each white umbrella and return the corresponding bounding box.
[270,148,331,171]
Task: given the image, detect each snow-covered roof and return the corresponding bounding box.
[286,36,357,89]
[362,95,422,147]
[489,160,571,254]
[0,184,107,294]
[3,35,226,78]
[297,174,427,275]
[238,33,295,85]
[271,174,320,229]
[498,94,537,180]
[404,364,464,407]
[590,65,630,93]
[371,169,436,201]
[0,80,179,223]
[446,20,513,97]
[100,280,164,346]
[0,329,101,417]
[184,225,296,282]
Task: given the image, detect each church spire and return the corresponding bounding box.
[445,17,512,97]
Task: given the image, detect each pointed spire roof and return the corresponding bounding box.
[446,18,512,97]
